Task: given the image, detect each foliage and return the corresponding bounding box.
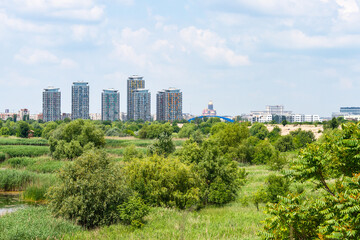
[0,127,10,136]
[274,135,294,152]
[0,152,5,162]
[42,122,58,139]
[249,123,269,140]
[149,132,175,157]
[124,155,201,209]
[264,175,290,203]
[268,126,281,142]
[178,123,197,138]
[123,145,144,161]
[262,193,323,240]
[118,195,150,228]
[281,119,288,126]
[49,120,105,160]
[138,122,173,139]
[253,140,277,165]
[47,150,132,228]
[0,206,81,240]
[16,121,30,138]
[267,151,287,171]
[262,122,360,238]
[290,128,315,149]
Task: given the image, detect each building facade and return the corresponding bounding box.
[43,87,61,122]
[72,82,89,120]
[101,89,120,121]
[127,75,145,121]
[133,89,151,121]
[156,88,182,121]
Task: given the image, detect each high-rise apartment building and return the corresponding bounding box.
[156,88,182,121]
[127,75,145,121]
[72,82,89,120]
[133,89,151,121]
[101,89,120,121]
[43,87,61,122]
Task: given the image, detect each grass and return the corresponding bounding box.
[2,157,65,173]
[0,206,81,240]
[0,169,57,192]
[105,139,154,148]
[64,165,273,240]
[105,147,148,156]
[0,137,48,146]
[0,145,49,158]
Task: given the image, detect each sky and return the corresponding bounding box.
[0,0,360,117]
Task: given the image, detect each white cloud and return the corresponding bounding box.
[267,29,360,48]
[121,27,151,44]
[0,73,40,87]
[7,0,94,11]
[52,6,104,21]
[180,26,250,66]
[0,10,50,33]
[14,48,77,68]
[112,42,148,67]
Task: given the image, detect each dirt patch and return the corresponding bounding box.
[265,124,323,139]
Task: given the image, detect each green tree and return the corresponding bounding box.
[281,119,288,126]
[0,127,10,136]
[47,150,133,229]
[16,121,30,138]
[274,135,295,152]
[290,128,315,149]
[249,123,269,140]
[264,174,290,203]
[123,145,143,161]
[149,132,175,157]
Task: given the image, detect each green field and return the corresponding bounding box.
[0,137,289,239]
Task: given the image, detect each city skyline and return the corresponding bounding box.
[0,1,359,116]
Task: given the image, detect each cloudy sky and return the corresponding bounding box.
[0,0,359,117]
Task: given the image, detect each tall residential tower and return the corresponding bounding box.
[127,75,145,121]
[101,89,120,121]
[72,82,89,120]
[133,89,151,121]
[43,87,61,122]
[156,88,182,121]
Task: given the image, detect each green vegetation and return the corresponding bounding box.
[0,137,48,146]
[0,206,81,240]
[47,150,134,229]
[0,145,49,158]
[0,169,35,191]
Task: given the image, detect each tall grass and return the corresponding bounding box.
[22,174,57,201]
[0,137,48,146]
[105,147,147,156]
[105,139,154,148]
[2,157,65,173]
[0,145,49,158]
[0,152,5,162]
[0,169,35,191]
[0,206,81,240]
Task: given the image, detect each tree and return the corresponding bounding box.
[47,150,134,229]
[274,135,294,152]
[281,119,288,126]
[291,128,315,149]
[149,132,175,157]
[16,121,30,138]
[0,127,10,136]
[249,123,269,140]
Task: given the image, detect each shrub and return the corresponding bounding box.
[274,135,294,152]
[124,155,202,209]
[0,152,5,162]
[249,123,269,140]
[252,140,276,164]
[123,145,143,161]
[148,132,175,157]
[265,175,290,203]
[118,195,150,228]
[47,150,132,229]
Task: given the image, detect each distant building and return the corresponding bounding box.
[127,75,145,121]
[202,101,217,116]
[43,87,61,122]
[61,113,71,120]
[18,109,30,121]
[340,107,360,115]
[72,82,89,120]
[5,109,9,113]
[156,88,183,121]
[89,113,101,121]
[101,89,120,121]
[133,89,151,121]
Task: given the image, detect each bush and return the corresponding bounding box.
[118,195,150,228]
[0,152,5,162]
[49,120,105,160]
[123,145,143,161]
[249,123,269,140]
[124,155,202,209]
[252,140,276,165]
[274,135,294,152]
[265,175,290,203]
[149,132,175,157]
[47,150,132,229]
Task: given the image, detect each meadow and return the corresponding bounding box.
[0,136,297,240]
